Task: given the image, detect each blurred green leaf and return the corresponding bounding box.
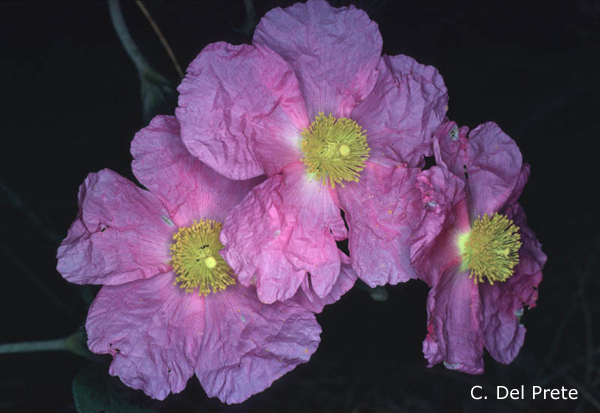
[73,364,157,413]
[79,285,100,309]
[368,285,388,302]
[108,0,177,124]
[139,68,175,124]
[355,279,388,302]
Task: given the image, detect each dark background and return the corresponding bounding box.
[1,0,598,411]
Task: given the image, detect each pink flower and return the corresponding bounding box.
[56,115,356,403]
[410,121,546,373]
[176,0,448,303]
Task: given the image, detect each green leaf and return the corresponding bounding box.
[73,364,158,413]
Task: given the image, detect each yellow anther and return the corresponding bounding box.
[457,213,522,285]
[170,220,235,295]
[301,112,370,188]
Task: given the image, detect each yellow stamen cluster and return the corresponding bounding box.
[170,220,235,295]
[301,112,370,188]
[457,213,522,285]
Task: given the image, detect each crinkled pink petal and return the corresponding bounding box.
[293,252,357,314]
[436,122,522,218]
[480,202,546,364]
[465,123,523,217]
[337,162,422,286]
[423,265,485,374]
[351,54,448,168]
[131,115,264,227]
[422,123,544,372]
[410,165,467,286]
[253,0,382,119]
[503,202,546,309]
[505,163,531,206]
[176,42,308,180]
[432,121,470,179]
[56,169,173,285]
[221,162,344,304]
[197,283,321,404]
[86,273,204,400]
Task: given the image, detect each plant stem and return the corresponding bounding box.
[0,337,68,354]
[0,331,92,359]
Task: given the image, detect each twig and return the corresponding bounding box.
[537,346,600,388]
[581,293,594,383]
[3,246,77,321]
[0,180,62,244]
[514,78,591,138]
[542,254,595,378]
[564,375,600,411]
[135,0,183,78]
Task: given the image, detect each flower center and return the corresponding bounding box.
[170,220,235,295]
[457,213,522,284]
[300,112,370,188]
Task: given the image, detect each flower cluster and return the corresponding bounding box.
[57,0,545,405]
